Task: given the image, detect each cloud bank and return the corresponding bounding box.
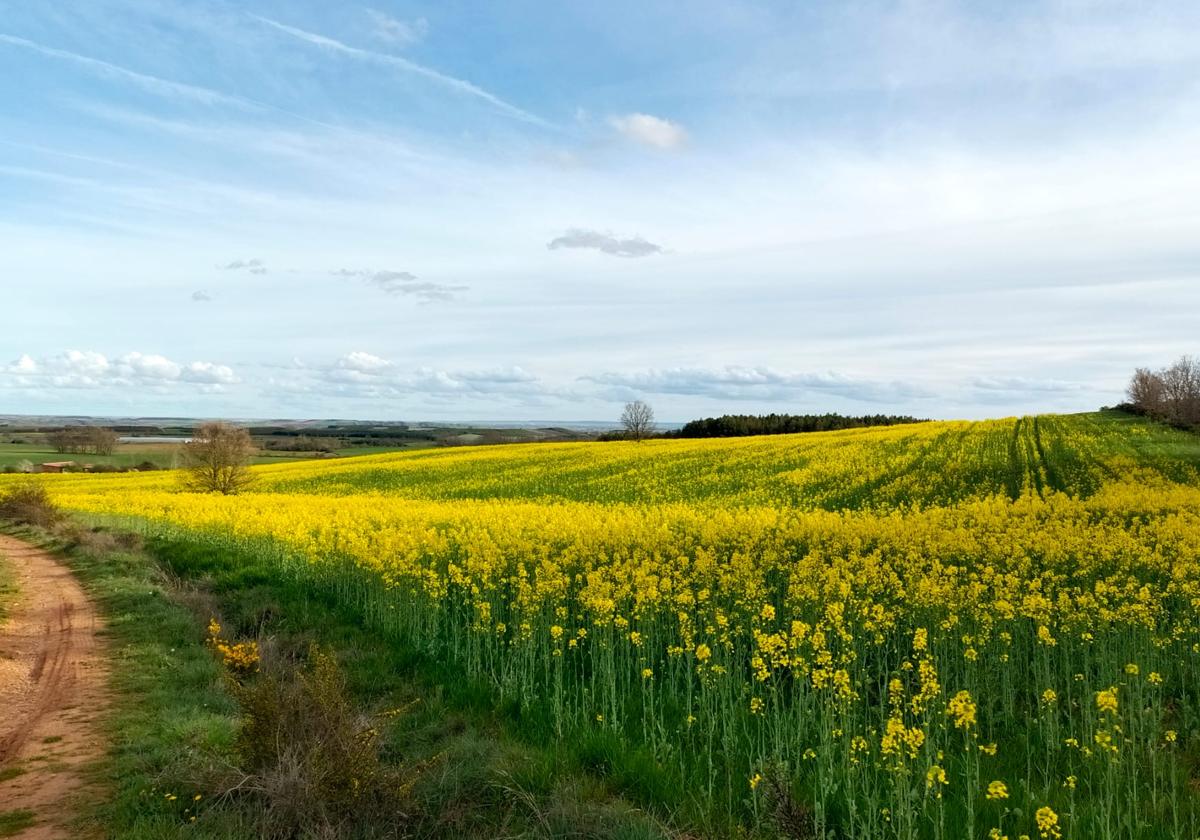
[583,366,934,404]
[3,350,237,390]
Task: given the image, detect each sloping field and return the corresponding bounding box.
[8,410,1200,838]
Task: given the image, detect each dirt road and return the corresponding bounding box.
[0,534,109,838]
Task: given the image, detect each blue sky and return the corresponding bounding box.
[2,0,1199,421]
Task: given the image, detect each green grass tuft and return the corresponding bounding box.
[0,809,36,837]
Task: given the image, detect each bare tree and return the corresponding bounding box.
[88,427,119,456]
[181,422,257,494]
[621,400,656,442]
[1126,368,1165,416]
[1160,356,1200,426]
[1126,355,1200,427]
[48,428,72,454]
[47,426,119,455]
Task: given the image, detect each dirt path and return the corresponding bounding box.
[0,534,109,839]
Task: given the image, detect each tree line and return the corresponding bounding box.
[1125,355,1200,428]
[48,427,120,456]
[669,412,926,439]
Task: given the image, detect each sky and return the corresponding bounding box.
[2,0,1199,422]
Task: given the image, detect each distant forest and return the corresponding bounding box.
[667,412,927,439]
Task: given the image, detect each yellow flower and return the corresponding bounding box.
[925,764,947,792]
[947,690,977,730]
[749,772,763,791]
[694,643,712,662]
[1041,688,1057,705]
[1035,806,1062,839]
[1096,687,1119,716]
[986,780,1009,800]
[1147,672,1163,686]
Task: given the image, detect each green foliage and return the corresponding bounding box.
[673,412,926,438]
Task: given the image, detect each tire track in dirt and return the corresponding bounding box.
[0,534,109,839]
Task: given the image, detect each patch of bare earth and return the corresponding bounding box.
[0,534,110,839]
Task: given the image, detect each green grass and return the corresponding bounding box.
[1,522,678,839]
[0,550,15,622]
[0,766,26,782]
[0,809,36,837]
[0,441,181,470]
[0,811,35,835]
[0,440,426,470]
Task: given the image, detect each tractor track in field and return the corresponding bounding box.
[0,533,109,839]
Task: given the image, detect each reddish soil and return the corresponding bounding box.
[0,534,109,838]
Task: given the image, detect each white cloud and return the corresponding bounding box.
[307,354,553,403]
[455,366,537,384]
[547,229,664,258]
[10,354,37,374]
[192,290,212,302]
[609,113,688,149]
[336,351,393,373]
[583,366,934,404]
[366,10,428,46]
[1,350,237,391]
[115,351,180,381]
[181,361,238,385]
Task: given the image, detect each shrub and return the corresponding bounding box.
[0,483,60,527]
[215,642,431,838]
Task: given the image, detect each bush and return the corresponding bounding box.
[0,483,60,527]
[215,642,432,838]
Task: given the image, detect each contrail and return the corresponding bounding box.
[251,15,554,129]
[0,31,395,137]
[0,32,253,108]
